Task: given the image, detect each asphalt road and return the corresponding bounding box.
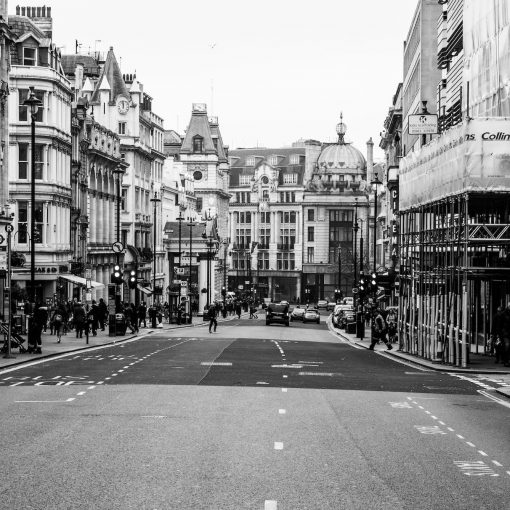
[1,314,509,509]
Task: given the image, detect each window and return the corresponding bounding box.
[258,252,269,270]
[262,189,269,201]
[330,226,352,242]
[283,173,298,184]
[196,197,203,212]
[239,211,252,224]
[239,175,251,186]
[34,144,44,179]
[307,247,314,263]
[235,228,251,248]
[19,89,44,122]
[192,136,203,153]
[261,175,269,185]
[260,212,270,224]
[118,122,127,135]
[308,226,314,242]
[18,201,28,243]
[308,209,314,222]
[246,156,255,166]
[269,155,278,165]
[277,252,295,270]
[34,201,44,243]
[279,228,295,248]
[281,211,296,224]
[330,210,353,222]
[290,154,300,164]
[23,47,37,66]
[18,143,28,179]
[121,189,128,211]
[259,228,270,248]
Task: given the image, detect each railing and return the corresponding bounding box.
[277,243,294,250]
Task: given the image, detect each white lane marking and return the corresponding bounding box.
[493,461,503,467]
[97,381,104,384]
[272,364,303,369]
[389,402,412,408]
[439,421,445,425]
[76,392,86,396]
[282,388,287,393]
[274,442,283,450]
[282,375,288,379]
[298,361,323,364]
[256,382,269,385]
[265,501,277,510]
[279,409,286,415]
[457,435,465,440]
[111,374,118,377]
[478,390,510,409]
[16,400,71,403]
[88,386,96,390]
[506,471,510,476]
[431,416,438,420]
[418,406,424,409]
[478,451,488,457]
[454,461,499,477]
[118,370,124,372]
[298,372,335,377]
[66,398,75,402]
[200,362,233,366]
[447,427,455,432]
[141,415,166,419]
[415,425,447,435]
[466,442,476,448]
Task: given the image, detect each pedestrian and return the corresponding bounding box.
[386,308,398,344]
[73,302,86,338]
[87,300,100,336]
[138,301,147,328]
[369,308,392,350]
[208,302,218,333]
[29,303,45,354]
[98,298,108,331]
[235,301,242,319]
[51,303,67,343]
[124,303,138,334]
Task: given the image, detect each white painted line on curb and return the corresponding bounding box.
[282,388,287,392]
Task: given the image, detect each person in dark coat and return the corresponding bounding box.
[208,303,218,333]
[138,302,147,328]
[29,303,46,354]
[73,302,86,338]
[124,303,138,334]
[98,298,108,330]
[87,300,100,336]
[369,309,392,350]
[235,301,242,319]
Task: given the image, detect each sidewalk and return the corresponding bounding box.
[0,312,244,371]
[328,318,510,375]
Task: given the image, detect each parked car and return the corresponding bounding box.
[266,303,290,326]
[339,309,356,329]
[342,297,354,306]
[290,306,305,321]
[317,299,328,309]
[303,308,321,324]
[333,304,353,315]
[327,301,337,311]
[332,305,354,329]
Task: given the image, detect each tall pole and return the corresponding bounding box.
[150,192,160,307]
[353,198,358,288]
[178,212,183,303]
[30,104,36,305]
[371,175,382,274]
[3,226,14,359]
[188,221,193,324]
[206,239,211,308]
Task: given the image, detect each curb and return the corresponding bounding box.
[327,317,510,375]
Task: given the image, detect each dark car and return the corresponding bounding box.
[266,303,290,326]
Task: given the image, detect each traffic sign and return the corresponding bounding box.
[112,241,124,253]
[174,267,185,275]
[352,287,359,294]
[181,281,188,287]
[5,224,14,233]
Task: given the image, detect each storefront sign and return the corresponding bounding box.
[408,114,438,135]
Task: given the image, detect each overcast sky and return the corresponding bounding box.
[35,0,419,159]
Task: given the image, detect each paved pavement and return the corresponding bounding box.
[0,312,244,370]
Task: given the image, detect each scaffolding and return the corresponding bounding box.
[398,192,510,366]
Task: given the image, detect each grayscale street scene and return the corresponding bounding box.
[0,1,510,509]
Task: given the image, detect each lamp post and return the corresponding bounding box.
[371,173,382,275]
[187,220,197,324]
[356,219,365,340]
[23,87,42,307]
[150,192,161,325]
[353,198,359,288]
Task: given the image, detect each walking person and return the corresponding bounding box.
[98,298,108,331]
[124,303,138,334]
[138,301,147,328]
[235,301,242,320]
[87,300,100,336]
[51,303,67,343]
[208,302,218,333]
[73,302,86,339]
[369,308,392,350]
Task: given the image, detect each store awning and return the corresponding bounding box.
[137,284,153,295]
[60,274,105,289]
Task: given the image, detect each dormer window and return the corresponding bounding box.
[290,154,300,165]
[269,155,278,165]
[246,156,255,166]
[23,47,37,66]
[193,136,203,153]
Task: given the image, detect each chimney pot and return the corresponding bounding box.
[47,7,51,17]
[21,6,25,15]
[42,6,46,16]
[16,5,20,15]
[37,6,41,16]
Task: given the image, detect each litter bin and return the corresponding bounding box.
[115,313,126,336]
[346,322,356,334]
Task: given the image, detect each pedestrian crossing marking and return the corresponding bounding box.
[389,402,413,408]
[415,425,447,435]
[454,461,499,477]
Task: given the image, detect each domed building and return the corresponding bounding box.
[302,114,374,301]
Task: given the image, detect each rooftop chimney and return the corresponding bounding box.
[17,4,53,38]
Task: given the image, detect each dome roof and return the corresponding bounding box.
[316,113,366,173]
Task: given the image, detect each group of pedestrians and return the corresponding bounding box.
[369,308,396,351]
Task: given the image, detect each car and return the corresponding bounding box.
[339,309,356,329]
[303,308,321,324]
[327,301,337,311]
[343,297,354,306]
[266,303,290,326]
[290,306,305,321]
[333,304,353,315]
[317,299,328,309]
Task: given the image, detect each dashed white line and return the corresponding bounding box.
[466,442,476,448]
[457,434,465,440]
[479,451,488,457]
[274,442,283,450]
[493,461,503,467]
[87,386,96,390]
[265,501,277,510]
[279,409,286,415]
[76,392,86,396]
[447,427,455,432]
[282,388,287,393]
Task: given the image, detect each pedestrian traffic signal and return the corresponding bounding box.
[111,264,124,284]
[128,270,137,289]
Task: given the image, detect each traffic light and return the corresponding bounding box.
[370,272,377,293]
[111,264,124,284]
[128,270,137,289]
[221,286,226,297]
[359,274,366,297]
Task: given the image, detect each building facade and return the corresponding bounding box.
[8,7,73,303]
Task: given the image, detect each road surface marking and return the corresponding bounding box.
[438,421,445,425]
[431,416,438,420]
[66,398,75,401]
[298,372,335,376]
[279,409,286,414]
[299,361,323,364]
[88,386,96,390]
[256,382,269,385]
[389,402,412,408]
[272,364,303,369]
[507,471,510,476]
[200,362,232,366]
[418,406,424,409]
[76,392,86,396]
[447,427,455,432]
[111,374,118,377]
[16,400,71,403]
[118,370,124,372]
[282,388,287,392]
[466,442,476,448]
[97,381,104,384]
[283,375,288,378]
[478,451,488,456]
[274,442,283,450]
[265,501,277,510]
[454,461,499,477]
[457,435,465,439]
[415,425,447,435]
[493,461,503,467]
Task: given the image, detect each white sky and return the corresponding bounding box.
[27,0,419,159]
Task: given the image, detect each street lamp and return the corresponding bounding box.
[353,198,359,288]
[150,192,161,316]
[371,173,382,275]
[23,87,42,307]
[187,219,198,324]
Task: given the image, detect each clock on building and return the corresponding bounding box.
[117,98,130,115]
[193,170,203,181]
